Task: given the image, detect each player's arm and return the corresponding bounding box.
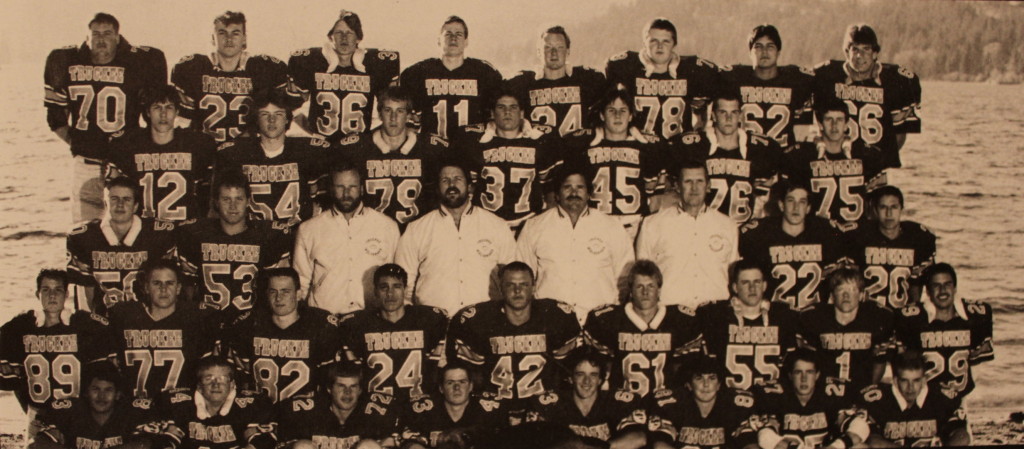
[286,50,316,134]
[43,49,72,145]
[291,221,314,301]
[393,227,423,305]
[942,408,971,447]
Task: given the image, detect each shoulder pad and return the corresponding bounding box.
[111,130,126,140]
[457,305,478,322]
[431,306,449,318]
[339,134,360,145]
[59,44,77,50]
[676,305,696,316]
[696,58,717,69]
[217,141,236,151]
[325,313,340,326]
[309,137,331,148]
[609,51,629,62]
[533,124,554,135]
[89,313,109,325]
[680,132,701,145]
[861,385,883,402]
[900,304,921,317]
[290,48,312,58]
[175,54,196,65]
[377,50,399,61]
[613,390,635,402]
[814,60,832,70]
[170,391,192,404]
[538,391,559,405]
[479,59,499,71]
[412,397,434,413]
[591,303,616,316]
[69,221,90,236]
[337,312,357,324]
[569,129,592,138]
[256,54,283,64]
[799,65,815,76]
[917,222,932,234]
[896,66,916,79]
[465,123,487,133]
[718,64,734,72]
[733,390,755,408]
[133,398,153,409]
[555,300,574,315]
[478,398,501,412]
[429,134,449,148]
[52,399,73,410]
[234,396,255,408]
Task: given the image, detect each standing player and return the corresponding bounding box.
[45,13,167,222]
[338,264,448,404]
[66,177,176,314]
[848,186,936,309]
[171,11,292,143]
[289,10,400,142]
[894,263,994,403]
[605,18,724,139]
[584,260,703,398]
[106,85,217,223]
[400,16,503,139]
[697,260,799,392]
[447,262,581,401]
[720,25,814,150]
[506,26,607,137]
[739,182,848,311]
[215,89,332,225]
[813,24,921,169]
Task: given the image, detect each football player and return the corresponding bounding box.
[339,264,448,403]
[813,24,922,169]
[289,10,399,142]
[739,181,848,311]
[398,361,507,449]
[224,267,341,403]
[171,11,292,143]
[797,267,895,400]
[66,176,176,314]
[446,262,581,401]
[106,85,217,223]
[400,16,503,139]
[697,259,798,392]
[584,260,702,398]
[45,13,166,222]
[720,24,814,149]
[214,89,332,226]
[894,263,994,403]
[847,186,936,309]
[506,26,607,137]
[605,18,724,139]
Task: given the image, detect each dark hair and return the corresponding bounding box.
[870,185,905,209]
[813,98,850,124]
[490,82,527,113]
[729,259,766,287]
[328,10,364,41]
[674,158,709,184]
[892,349,926,375]
[783,347,820,377]
[36,269,69,291]
[213,169,252,199]
[844,23,880,52]
[499,261,535,283]
[594,87,636,128]
[195,356,235,385]
[542,25,571,49]
[248,88,294,135]
[827,266,865,293]
[769,178,811,217]
[748,24,782,51]
[442,15,469,38]
[567,349,609,381]
[374,263,408,286]
[83,361,126,393]
[643,18,677,44]
[922,262,957,288]
[686,355,724,383]
[712,93,743,113]
[629,259,663,288]
[214,11,246,33]
[550,164,592,198]
[440,359,474,383]
[323,362,364,391]
[377,85,414,112]
[264,267,300,291]
[105,176,141,205]
[141,85,181,116]
[89,13,120,32]
[328,158,364,183]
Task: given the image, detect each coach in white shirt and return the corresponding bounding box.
[636,160,738,308]
[395,161,516,315]
[293,160,399,314]
[517,167,634,319]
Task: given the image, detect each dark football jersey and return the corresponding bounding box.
[289,47,400,141]
[563,127,667,218]
[670,130,782,224]
[456,121,562,228]
[648,387,759,449]
[108,301,217,399]
[106,128,217,222]
[224,307,340,403]
[506,67,608,137]
[277,391,399,447]
[697,300,799,392]
[66,217,176,313]
[174,218,293,323]
[605,51,725,139]
[171,53,291,142]
[399,57,503,139]
[339,305,448,403]
[719,64,815,149]
[0,310,114,408]
[143,387,276,449]
[447,299,581,400]
[847,221,936,310]
[398,394,506,448]
[782,140,886,226]
[739,216,849,311]
[857,383,967,447]
[584,303,703,397]
[798,302,894,398]
[337,129,446,226]
[215,136,331,223]
[812,61,922,168]
[44,39,167,160]
[894,299,994,402]
[755,382,860,448]
[36,396,155,449]
[525,388,647,446]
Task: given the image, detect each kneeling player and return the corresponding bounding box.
[398,361,506,449]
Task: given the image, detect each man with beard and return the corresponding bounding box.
[293,160,400,314]
[395,161,516,315]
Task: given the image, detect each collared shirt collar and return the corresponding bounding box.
[373,128,418,155]
[639,50,680,78]
[554,205,591,220]
[478,120,544,144]
[843,61,882,85]
[815,137,853,159]
[100,215,143,246]
[625,302,667,331]
[195,388,238,419]
[34,306,73,328]
[534,65,574,80]
[891,383,928,411]
[707,129,748,159]
[330,202,366,218]
[921,293,969,322]
[209,51,250,72]
[321,43,366,73]
[438,203,475,218]
[675,202,708,217]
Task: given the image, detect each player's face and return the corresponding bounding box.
[788,360,819,398]
[540,33,569,72]
[267,276,298,318]
[601,98,632,136]
[845,44,878,74]
[86,378,120,414]
[779,188,810,226]
[198,365,235,404]
[441,368,472,406]
[439,166,470,209]
[88,23,119,64]
[146,267,181,310]
[104,185,138,224]
[493,96,524,133]
[501,269,535,311]
[749,36,780,70]
[895,367,926,403]
[713,99,742,136]
[831,279,864,314]
[557,174,589,215]
[732,268,766,307]
[216,186,250,225]
[926,272,957,310]
[644,28,676,66]
[376,276,406,314]
[148,100,178,134]
[439,22,468,58]
[679,167,709,210]
[571,361,602,401]
[821,110,848,143]
[329,375,363,411]
[331,169,363,213]
[875,195,902,232]
[379,98,411,138]
[630,274,661,312]
[214,22,246,59]
[688,373,720,404]
[257,103,288,140]
[37,277,68,315]
[330,21,361,59]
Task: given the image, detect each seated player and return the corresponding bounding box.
[584,260,702,398]
[223,267,340,403]
[66,176,176,314]
[398,361,507,449]
[339,264,448,404]
[138,356,275,449]
[894,263,993,404]
[858,351,969,447]
[797,268,894,400]
[276,362,399,449]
